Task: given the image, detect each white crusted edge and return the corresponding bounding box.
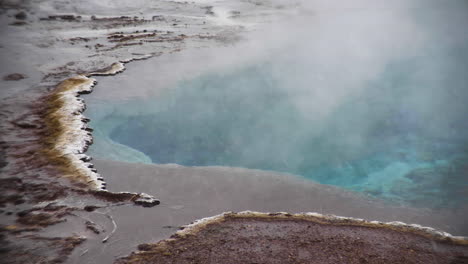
[88,62,126,76]
[52,74,103,189]
[53,62,127,190]
[54,55,155,191]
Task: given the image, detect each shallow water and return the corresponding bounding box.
[85,2,468,209]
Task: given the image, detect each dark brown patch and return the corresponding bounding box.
[85,221,101,234]
[17,212,66,227]
[3,73,26,81]
[89,190,136,202]
[9,21,27,26]
[40,15,80,21]
[83,205,99,212]
[14,11,27,20]
[117,217,468,264]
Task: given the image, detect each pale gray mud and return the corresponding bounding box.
[0,0,310,263]
[94,158,468,237]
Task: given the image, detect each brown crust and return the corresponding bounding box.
[116,212,468,264]
[40,76,97,188]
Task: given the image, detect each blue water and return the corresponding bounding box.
[107,53,468,208]
[87,2,468,208]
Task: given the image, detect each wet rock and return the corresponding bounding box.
[85,221,101,234]
[15,11,27,20]
[90,190,136,202]
[70,37,91,42]
[16,209,32,217]
[133,193,160,207]
[3,73,26,81]
[80,155,92,162]
[58,15,78,21]
[137,243,154,251]
[77,89,92,95]
[83,205,99,212]
[41,15,80,21]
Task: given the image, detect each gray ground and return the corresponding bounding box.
[0,1,298,263]
[69,158,467,263]
[96,158,468,235]
[1,1,467,263]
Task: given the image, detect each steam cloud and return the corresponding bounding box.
[90,0,468,206]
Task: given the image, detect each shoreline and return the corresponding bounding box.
[35,57,162,209]
[1,1,257,262]
[1,1,467,263]
[42,56,150,191]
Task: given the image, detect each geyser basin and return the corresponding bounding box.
[86,1,468,209]
[104,58,468,208]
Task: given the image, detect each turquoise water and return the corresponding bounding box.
[87,2,468,208]
[107,54,468,208]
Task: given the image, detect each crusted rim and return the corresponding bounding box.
[171,211,468,246]
[42,57,150,190]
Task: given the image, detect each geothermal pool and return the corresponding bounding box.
[85,2,468,209]
[89,61,468,208]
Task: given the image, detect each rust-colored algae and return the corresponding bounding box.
[39,76,98,188]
